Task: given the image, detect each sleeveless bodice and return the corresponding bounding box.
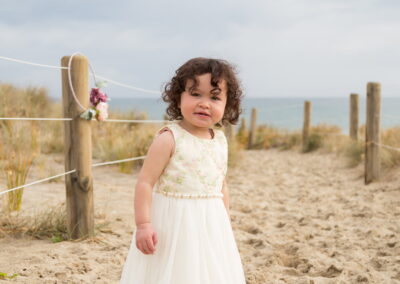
[153,121,228,198]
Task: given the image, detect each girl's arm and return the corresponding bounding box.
[134,129,174,226]
[221,178,230,218]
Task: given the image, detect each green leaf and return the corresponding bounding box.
[0,272,18,279]
[51,234,63,243]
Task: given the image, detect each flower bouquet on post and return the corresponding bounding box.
[80,81,109,121]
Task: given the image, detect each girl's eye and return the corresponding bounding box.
[190,93,220,101]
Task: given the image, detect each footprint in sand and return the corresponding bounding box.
[355,275,369,282]
[69,246,86,255]
[277,253,313,274]
[71,262,92,274]
[314,264,343,278]
[239,205,252,213]
[245,238,264,249]
[275,221,286,228]
[243,225,262,235]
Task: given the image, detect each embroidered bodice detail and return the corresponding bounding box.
[153,121,228,198]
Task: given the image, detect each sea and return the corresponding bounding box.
[106,97,400,133]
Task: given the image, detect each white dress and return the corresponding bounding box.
[120,121,246,284]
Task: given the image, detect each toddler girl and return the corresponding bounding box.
[120,57,246,284]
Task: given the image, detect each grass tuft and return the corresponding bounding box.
[0,203,110,242]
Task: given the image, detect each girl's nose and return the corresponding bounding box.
[198,99,210,108]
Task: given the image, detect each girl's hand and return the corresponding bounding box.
[135,222,158,255]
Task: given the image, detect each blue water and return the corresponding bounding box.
[107,97,400,132]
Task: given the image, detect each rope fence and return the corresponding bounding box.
[4,139,398,198]
[0,55,160,95]
[0,156,147,197]
[1,53,399,237]
[0,117,168,123]
[0,54,165,237]
[1,54,399,161]
[374,142,400,153]
[0,117,73,121]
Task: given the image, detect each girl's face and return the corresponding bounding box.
[179,73,227,129]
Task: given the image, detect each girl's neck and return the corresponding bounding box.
[178,120,214,139]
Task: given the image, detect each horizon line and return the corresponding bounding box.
[49,95,400,100]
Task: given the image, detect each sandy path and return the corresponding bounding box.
[0,149,399,283]
[231,149,399,284]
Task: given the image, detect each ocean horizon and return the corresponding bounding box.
[56,97,400,133]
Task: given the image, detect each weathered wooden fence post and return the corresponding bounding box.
[236,117,247,146]
[224,123,235,142]
[61,55,94,239]
[247,108,257,149]
[350,93,359,140]
[163,114,169,126]
[302,101,311,149]
[240,118,246,134]
[365,82,381,185]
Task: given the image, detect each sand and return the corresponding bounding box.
[0,149,399,283]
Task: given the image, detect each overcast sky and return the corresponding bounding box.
[1,0,399,99]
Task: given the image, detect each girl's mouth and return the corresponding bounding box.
[195,112,210,118]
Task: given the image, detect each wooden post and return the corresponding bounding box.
[302,101,311,148]
[247,108,257,149]
[61,55,94,239]
[225,123,235,142]
[237,118,247,146]
[163,114,169,126]
[349,94,359,140]
[239,117,246,134]
[365,82,381,185]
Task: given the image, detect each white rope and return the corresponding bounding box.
[0,56,68,69]
[67,52,98,111]
[373,142,400,152]
[0,117,72,121]
[0,117,169,123]
[96,75,160,95]
[0,55,160,95]
[92,156,146,167]
[102,119,168,123]
[0,170,76,196]
[0,155,148,196]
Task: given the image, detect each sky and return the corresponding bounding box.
[1,0,400,99]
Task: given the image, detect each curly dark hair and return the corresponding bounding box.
[162,57,243,127]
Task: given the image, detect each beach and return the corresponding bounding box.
[1,148,399,283]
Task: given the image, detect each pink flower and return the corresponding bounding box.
[96,102,108,121]
[90,88,108,106]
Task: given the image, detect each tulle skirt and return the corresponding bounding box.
[120,191,246,284]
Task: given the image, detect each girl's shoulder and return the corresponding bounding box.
[153,124,177,158]
[156,122,226,145]
[155,122,180,139]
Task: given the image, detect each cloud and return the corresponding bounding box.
[1,0,399,98]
